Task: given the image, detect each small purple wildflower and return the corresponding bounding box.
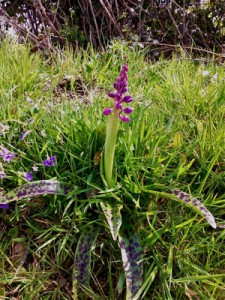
[0,146,15,162]
[26,96,33,104]
[25,171,33,181]
[20,130,29,140]
[42,156,56,167]
[0,204,9,209]
[103,64,134,122]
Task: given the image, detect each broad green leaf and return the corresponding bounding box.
[0,180,71,205]
[168,189,216,229]
[119,226,143,300]
[72,226,99,299]
[100,201,123,241]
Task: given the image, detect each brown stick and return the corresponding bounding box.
[0,8,38,43]
[143,41,222,57]
[99,0,122,35]
[87,0,104,51]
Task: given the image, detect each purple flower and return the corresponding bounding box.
[26,96,33,104]
[42,156,56,167]
[103,108,113,116]
[120,115,130,122]
[123,96,133,103]
[25,171,33,181]
[103,64,134,122]
[0,204,9,209]
[123,107,134,114]
[20,130,29,140]
[0,146,15,162]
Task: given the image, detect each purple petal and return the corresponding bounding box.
[116,103,122,109]
[42,156,56,167]
[114,82,118,89]
[25,171,33,181]
[108,93,116,98]
[0,204,9,209]
[119,115,130,122]
[123,107,134,114]
[103,108,112,116]
[122,64,129,72]
[120,87,128,93]
[115,93,122,101]
[123,96,133,103]
[20,130,29,140]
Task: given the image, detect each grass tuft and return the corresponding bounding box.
[1,39,225,299]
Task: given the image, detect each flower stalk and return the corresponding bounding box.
[104,109,120,188]
[102,64,133,188]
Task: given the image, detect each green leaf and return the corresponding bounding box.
[72,226,99,298]
[178,158,195,176]
[168,189,216,229]
[119,226,143,300]
[100,201,123,241]
[0,180,71,205]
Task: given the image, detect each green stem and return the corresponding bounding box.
[104,109,120,188]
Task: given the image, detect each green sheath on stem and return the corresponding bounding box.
[104,109,119,188]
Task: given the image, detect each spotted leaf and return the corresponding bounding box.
[72,226,99,298]
[101,201,123,241]
[0,180,72,205]
[119,226,143,300]
[168,189,216,229]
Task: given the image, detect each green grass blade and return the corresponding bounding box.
[172,274,225,282]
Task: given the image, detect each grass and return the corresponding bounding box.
[1,38,225,299]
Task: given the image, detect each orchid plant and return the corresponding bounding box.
[0,65,217,299]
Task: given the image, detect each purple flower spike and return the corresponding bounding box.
[0,204,9,209]
[25,171,33,181]
[42,156,56,167]
[103,108,112,116]
[103,64,133,122]
[0,146,15,162]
